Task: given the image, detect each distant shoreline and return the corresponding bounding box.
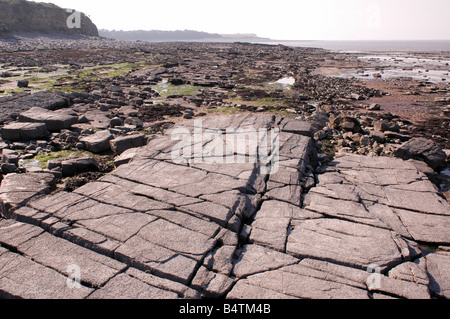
[2,31,450,53]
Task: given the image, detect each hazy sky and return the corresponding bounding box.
[33,0,450,40]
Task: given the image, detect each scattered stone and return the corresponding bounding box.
[369,130,386,143]
[329,115,362,133]
[109,117,122,128]
[1,122,49,141]
[314,130,327,141]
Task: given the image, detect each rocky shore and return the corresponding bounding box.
[0,39,449,299]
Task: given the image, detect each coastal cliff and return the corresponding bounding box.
[0,0,98,37]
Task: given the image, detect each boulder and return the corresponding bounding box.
[109,117,122,128]
[18,107,78,132]
[374,120,400,133]
[110,134,147,154]
[79,131,114,153]
[1,163,17,174]
[61,157,98,177]
[17,80,29,88]
[2,149,19,165]
[394,138,447,171]
[369,130,386,143]
[368,103,381,111]
[329,115,362,133]
[1,122,49,141]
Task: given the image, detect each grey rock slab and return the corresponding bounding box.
[0,219,44,248]
[257,200,321,220]
[394,208,450,244]
[2,149,19,165]
[232,264,369,299]
[82,110,111,129]
[61,226,120,258]
[172,114,276,133]
[278,132,315,161]
[366,203,413,239]
[36,193,134,222]
[268,165,303,186]
[28,191,86,216]
[388,258,430,287]
[191,266,235,298]
[79,131,114,153]
[369,275,431,299]
[136,218,216,261]
[264,183,302,206]
[169,171,250,198]
[113,147,139,167]
[200,190,255,210]
[309,182,361,202]
[383,187,450,216]
[179,201,233,228]
[250,219,290,252]
[101,174,201,207]
[1,122,49,142]
[293,257,430,299]
[250,200,321,252]
[0,247,93,299]
[331,154,416,171]
[126,268,200,299]
[17,230,127,288]
[426,250,450,298]
[18,107,78,131]
[114,235,198,285]
[87,273,179,299]
[146,210,220,239]
[303,193,387,228]
[111,159,206,192]
[0,91,70,124]
[74,181,173,212]
[233,245,299,279]
[280,119,314,136]
[203,245,237,276]
[0,172,55,211]
[294,258,370,290]
[75,212,157,243]
[286,218,410,271]
[227,280,300,299]
[5,206,50,228]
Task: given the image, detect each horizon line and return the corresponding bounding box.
[98,30,450,42]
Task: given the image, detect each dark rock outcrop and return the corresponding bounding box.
[394,138,447,171]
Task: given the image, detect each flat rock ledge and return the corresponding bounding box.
[0,114,449,299]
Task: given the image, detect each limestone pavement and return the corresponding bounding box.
[0,114,449,299]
